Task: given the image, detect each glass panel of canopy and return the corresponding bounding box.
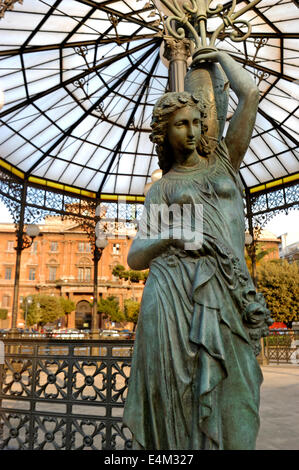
[0,0,297,209]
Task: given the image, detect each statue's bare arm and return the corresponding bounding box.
[194,50,259,170]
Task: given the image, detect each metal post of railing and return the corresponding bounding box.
[0,339,4,442]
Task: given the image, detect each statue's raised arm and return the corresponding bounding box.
[190,50,259,171]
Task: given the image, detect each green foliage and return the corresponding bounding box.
[257,260,299,324]
[97,296,125,323]
[128,270,143,283]
[59,297,75,315]
[245,243,276,272]
[21,294,65,327]
[0,308,8,320]
[124,299,140,326]
[266,334,292,347]
[112,263,148,283]
[112,264,126,278]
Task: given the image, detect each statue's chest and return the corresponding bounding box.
[165,172,237,206]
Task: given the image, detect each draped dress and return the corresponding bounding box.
[123,139,269,450]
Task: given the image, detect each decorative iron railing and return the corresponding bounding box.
[264,330,299,365]
[1,331,298,450]
[0,338,133,450]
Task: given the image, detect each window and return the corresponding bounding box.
[113,243,120,254]
[78,242,91,252]
[78,267,91,281]
[78,267,84,281]
[49,266,57,281]
[7,240,14,251]
[2,295,10,307]
[29,268,36,281]
[85,267,91,281]
[50,241,58,252]
[5,267,12,280]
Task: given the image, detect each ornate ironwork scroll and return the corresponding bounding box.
[154,0,262,51]
[0,170,143,234]
[0,338,133,450]
[248,182,299,230]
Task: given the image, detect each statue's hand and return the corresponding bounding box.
[171,238,186,250]
[191,49,229,68]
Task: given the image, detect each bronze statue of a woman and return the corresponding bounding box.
[123,50,272,450]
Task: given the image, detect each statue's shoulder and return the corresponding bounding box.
[144,178,165,205]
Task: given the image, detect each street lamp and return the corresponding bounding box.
[90,234,108,337]
[24,295,33,329]
[152,0,262,92]
[11,223,40,332]
[153,0,262,49]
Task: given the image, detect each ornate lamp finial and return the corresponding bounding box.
[153,0,262,54]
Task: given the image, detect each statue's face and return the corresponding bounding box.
[167,106,201,160]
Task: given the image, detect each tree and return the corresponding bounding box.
[21,296,41,326]
[59,297,75,327]
[97,296,125,323]
[257,260,299,326]
[142,270,149,284]
[112,264,148,283]
[21,294,65,328]
[245,244,276,273]
[128,270,143,283]
[0,308,8,320]
[124,299,140,330]
[112,264,126,278]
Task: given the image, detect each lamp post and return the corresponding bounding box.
[245,230,257,286]
[154,0,262,48]
[11,223,40,332]
[90,235,108,338]
[24,295,33,329]
[153,0,262,88]
[162,36,192,92]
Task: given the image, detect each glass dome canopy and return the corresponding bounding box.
[0,0,298,199]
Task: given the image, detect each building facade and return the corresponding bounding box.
[0,216,143,330]
[279,232,299,262]
[0,216,281,330]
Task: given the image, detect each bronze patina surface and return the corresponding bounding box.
[123,50,272,450]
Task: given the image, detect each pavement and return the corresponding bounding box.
[256,364,299,450]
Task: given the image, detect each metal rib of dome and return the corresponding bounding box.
[0,0,298,198]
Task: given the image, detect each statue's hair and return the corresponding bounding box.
[149,91,210,174]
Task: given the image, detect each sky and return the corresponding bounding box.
[0,200,298,244]
[264,210,299,245]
